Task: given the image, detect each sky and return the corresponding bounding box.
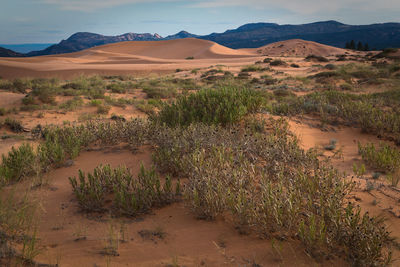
[1,0,400,44]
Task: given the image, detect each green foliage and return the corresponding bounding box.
[358,142,400,174]
[69,164,180,216]
[241,65,267,72]
[153,85,266,127]
[97,104,111,114]
[143,87,177,99]
[151,119,392,265]
[270,59,287,66]
[0,144,36,184]
[4,118,24,133]
[305,55,329,62]
[59,96,84,111]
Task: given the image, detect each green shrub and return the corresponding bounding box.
[153,85,265,127]
[0,144,36,184]
[151,119,392,265]
[69,164,180,216]
[4,118,24,133]
[270,59,287,66]
[142,87,177,99]
[97,104,111,114]
[305,55,329,62]
[59,97,84,111]
[290,63,300,68]
[107,83,128,94]
[358,142,400,174]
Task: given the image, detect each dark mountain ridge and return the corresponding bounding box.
[1,20,400,58]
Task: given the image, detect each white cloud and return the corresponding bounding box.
[188,0,400,15]
[40,0,400,16]
[41,0,177,11]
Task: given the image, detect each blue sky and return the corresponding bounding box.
[1,0,400,44]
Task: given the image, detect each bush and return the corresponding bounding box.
[0,144,36,184]
[151,119,392,265]
[142,87,177,99]
[107,83,128,94]
[305,55,329,62]
[153,85,266,127]
[4,118,24,133]
[69,164,180,216]
[270,59,287,66]
[358,142,400,174]
[97,104,111,114]
[290,63,300,68]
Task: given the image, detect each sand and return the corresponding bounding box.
[241,39,350,57]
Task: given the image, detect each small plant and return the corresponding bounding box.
[0,144,36,184]
[290,63,300,68]
[97,104,111,114]
[185,56,194,60]
[270,59,287,66]
[69,164,180,216]
[4,117,24,133]
[324,139,337,151]
[305,55,329,62]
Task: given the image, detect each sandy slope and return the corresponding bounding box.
[241,39,349,57]
[0,38,259,79]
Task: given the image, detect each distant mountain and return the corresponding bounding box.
[26,32,163,56]
[15,21,400,57]
[0,46,24,57]
[0,43,54,53]
[164,31,199,40]
[200,21,400,50]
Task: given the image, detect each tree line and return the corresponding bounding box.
[345,40,370,51]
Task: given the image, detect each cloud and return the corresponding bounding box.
[188,0,400,15]
[41,0,177,11]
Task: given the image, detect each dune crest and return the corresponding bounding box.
[242,39,348,57]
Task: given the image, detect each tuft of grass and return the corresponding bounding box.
[69,164,180,216]
[0,144,36,185]
[4,118,24,133]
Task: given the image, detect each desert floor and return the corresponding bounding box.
[0,38,399,266]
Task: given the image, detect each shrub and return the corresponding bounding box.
[97,104,111,114]
[69,164,180,216]
[290,63,300,68]
[151,119,392,265]
[107,83,128,94]
[185,56,194,60]
[4,118,24,133]
[0,144,36,184]
[142,87,177,99]
[270,59,287,66]
[305,55,329,62]
[358,142,400,174]
[241,65,267,72]
[152,85,266,127]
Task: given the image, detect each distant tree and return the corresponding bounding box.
[357,41,364,51]
[345,42,350,49]
[350,40,355,50]
[364,43,370,51]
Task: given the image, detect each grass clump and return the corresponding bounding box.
[69,164,180,216]
[305,55,329,62]
[358,142,400,173]
[241,65,267,72]
[270,59,287,66]
[153,85,265,127]
[3,118,24,133]
[0,144,36,185]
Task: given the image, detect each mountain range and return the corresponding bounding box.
[1,20,400,57]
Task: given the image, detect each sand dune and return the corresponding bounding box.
[0,38,259,78]
[0,38,355,79]
[242,39,348,57]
